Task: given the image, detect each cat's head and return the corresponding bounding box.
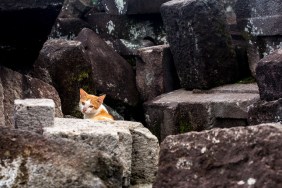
[79,88,106,115]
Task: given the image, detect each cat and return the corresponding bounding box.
[79,88,114,121]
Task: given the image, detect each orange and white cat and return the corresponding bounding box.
[79,88,114,121]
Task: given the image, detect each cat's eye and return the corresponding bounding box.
[89,105,94,108]
[81,102,85,105]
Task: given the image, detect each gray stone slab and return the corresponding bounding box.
[145,84,260,141]
[14,99,55,134]
[44,118,159,186]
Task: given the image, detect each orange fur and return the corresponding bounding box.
[79,88,114,121]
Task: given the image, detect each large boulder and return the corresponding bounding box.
[0,0,63,70]
[75,28,139,106]
[32,39,96,117]
[44,119,160,187]
[136,45,179,101]
[160,0,238,90]
[154,123,282,188]
[0,127,123,188]
[0,66,63,127]
[144,83,259,141]
[256,48,282,101]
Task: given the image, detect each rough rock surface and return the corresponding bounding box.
[33,39,96,117]
[136,45,179,101]
[145,83,259,141]
[102,0,170,15]
[248,99,282,125]
[14,99,55,134]
[44,119,160,186]
[161,0,238,89]
[0,127,123,188]
[75,28,139,106]
[256,48,282,101]
[154,123,282,188]
[0,66,63,127]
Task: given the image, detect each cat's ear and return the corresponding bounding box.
[97,94,106,104]
[80,88,87,98]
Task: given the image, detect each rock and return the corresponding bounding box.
[0,66,63,127]
[84,12,167,44]
[14,99,55,134]
[58,0,93,18]
[235,0,282,77]
[33,39,96,117]
[154,123,282,188]
[136,45,179,101]
[75,28,139,106]
[112,39,155,56]
[44,118,160,186]
[101,0,170,15]
[256,48,282,101]
[248,99,282,125]
[0,127,123,188]
[161,0,238,90]
[0,0,63,70]
[49,17,91,39]
[144,83,259,141]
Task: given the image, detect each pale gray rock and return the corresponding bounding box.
[44,119,160,186]
[14,99,55,134]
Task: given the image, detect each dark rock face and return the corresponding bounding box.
[33,39,96,116]
[75,28,139,106]
[256,49,282,101]
[102,0,170,15]
[0,127,123,188]
[0,66,63,127]
[161,0,238,90]
[0,0,63,71]
[154,124,282,188]
[136,45,180,101]
[248,99,282,125]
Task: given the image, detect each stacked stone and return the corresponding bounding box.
[248,48,282,124]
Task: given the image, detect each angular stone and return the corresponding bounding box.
[58,0,93,18]
[0,66,63,127]
[75,28,139,106]
[256,48,282,101]
[161,0,238,89]
[33,39,96,117]
[84,12,166,44]
[144,83,259,141]
[136,45,179,101]
[101,0,170,15]
[154,123,282,188]
[44,119,159,186]
[0,127,123,188]
[112,39,155,56]
[14,99,55,134]
[248,99,282,125]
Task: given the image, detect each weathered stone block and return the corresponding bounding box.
[154,123,282,188]
[136,45,179,101]
[101,0,170,15]
[84,12,166,44]
[248,99,282,125]
[0,127,123,188]
[33,39,96,116]
[44,118,159,186]
[144,83,259,141]
[14,99,55,134]
[161,0,238,90]
[256,48,282,101]
[75,28,139,106]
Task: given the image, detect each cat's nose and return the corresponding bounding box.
[82,108,87,112]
